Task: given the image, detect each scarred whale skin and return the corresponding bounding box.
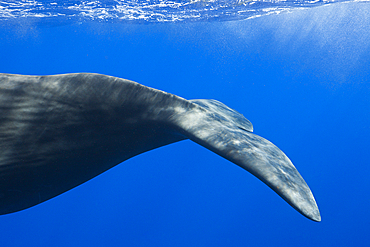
[0,73,320,221]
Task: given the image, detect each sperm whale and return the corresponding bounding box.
[0,73,320,221]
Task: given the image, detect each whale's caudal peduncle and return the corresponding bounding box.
[0,73,320,221]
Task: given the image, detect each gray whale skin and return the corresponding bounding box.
[0,73,320,221]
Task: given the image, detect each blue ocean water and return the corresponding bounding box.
[1,1,370,246]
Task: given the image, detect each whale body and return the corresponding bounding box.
[0,73,320,221]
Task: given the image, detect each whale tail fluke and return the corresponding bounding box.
[177,99,321,222]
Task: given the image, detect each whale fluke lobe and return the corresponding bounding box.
[180,99,320,221]
[0,73,320,221]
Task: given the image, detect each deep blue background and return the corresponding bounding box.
[1,2,370,246]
